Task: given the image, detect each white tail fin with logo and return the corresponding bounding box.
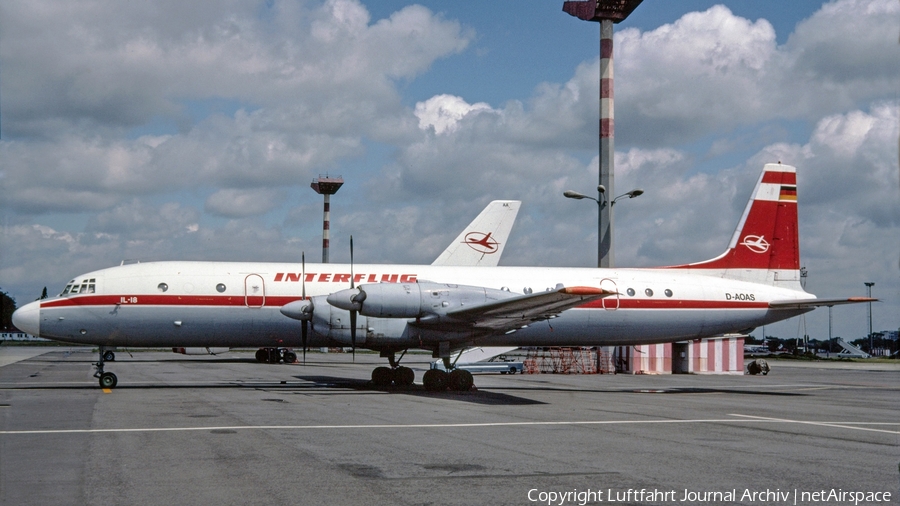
[432,200,521,267]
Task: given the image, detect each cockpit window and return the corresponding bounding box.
[61,278,95,295]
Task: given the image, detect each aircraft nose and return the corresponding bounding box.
[12,301,41,336]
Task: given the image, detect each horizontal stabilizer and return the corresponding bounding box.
[768,297,877,310]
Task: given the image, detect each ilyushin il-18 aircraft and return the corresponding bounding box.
[13,163,874,390]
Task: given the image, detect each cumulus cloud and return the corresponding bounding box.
[414,94,495,134]
[611,1,900,145]
[205,188,285,218]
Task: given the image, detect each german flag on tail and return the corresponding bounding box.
[779,185,797,201]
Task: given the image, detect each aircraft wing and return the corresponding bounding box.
[768,297,877,310]
[440,286,614,331]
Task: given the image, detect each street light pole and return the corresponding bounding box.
[563,187,643,267]
[864,282,874,353]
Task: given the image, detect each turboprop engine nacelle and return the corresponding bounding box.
[326,282,514,319]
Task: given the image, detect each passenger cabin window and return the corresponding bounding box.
[665,289,673,297]
[645,288,654,297]
[626,288,635,297]
[158,283,169,293]
[216,283,226,293]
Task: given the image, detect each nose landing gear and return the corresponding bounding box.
[93,349,117,388]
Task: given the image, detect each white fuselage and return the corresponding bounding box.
[20,260,812,352]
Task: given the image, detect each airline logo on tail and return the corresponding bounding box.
[464,232,499,254]
[740,235,770,254]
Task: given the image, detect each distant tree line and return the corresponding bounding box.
[746,333,898,356]
[1,289,16,330]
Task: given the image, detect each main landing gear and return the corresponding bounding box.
[425,350,475,392]
[370,350,415,387]
[422,368,473,392]
[255,348,297,364]
[94,348,117,388]
[369,350,475,391]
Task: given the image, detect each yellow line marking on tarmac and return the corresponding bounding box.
[102,388,112,394]
[1,415,898,435]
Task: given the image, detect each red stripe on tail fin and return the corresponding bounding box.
[665,163,800,273]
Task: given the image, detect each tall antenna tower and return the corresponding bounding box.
[562,0,642,267]
[310,175,344,263]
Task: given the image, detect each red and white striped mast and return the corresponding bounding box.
[563,0,642,268]
[310,176,344,263]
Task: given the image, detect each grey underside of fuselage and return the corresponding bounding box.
[37,305,811,351]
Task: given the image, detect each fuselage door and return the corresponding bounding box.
[600,278,619,310]
[244,274,265,308]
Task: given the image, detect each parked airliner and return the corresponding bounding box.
[12,163,872,390]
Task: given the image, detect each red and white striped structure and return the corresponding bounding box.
[614,336,745,374]
[686,337,745,375]
[562,0,642,267]
[310,176,344,263]
[615,343,670,374]
[598,19,615,267]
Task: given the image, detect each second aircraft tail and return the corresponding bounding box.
[432,200,521,267]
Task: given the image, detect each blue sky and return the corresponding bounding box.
[1,0,898,341]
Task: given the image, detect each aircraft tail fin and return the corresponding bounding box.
[664,163,802,288]
[432,200,521,267]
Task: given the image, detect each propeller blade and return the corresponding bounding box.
[301,320,308,365]
[350,309,356,362]
[302,253,307,364]
[349,235,356,361]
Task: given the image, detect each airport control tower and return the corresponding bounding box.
[310,175,344,263]
[563,0,642,267]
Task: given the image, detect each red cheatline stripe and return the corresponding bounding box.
[42,294,769,311]
[41,295,306,308]
[580,299,769,310]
